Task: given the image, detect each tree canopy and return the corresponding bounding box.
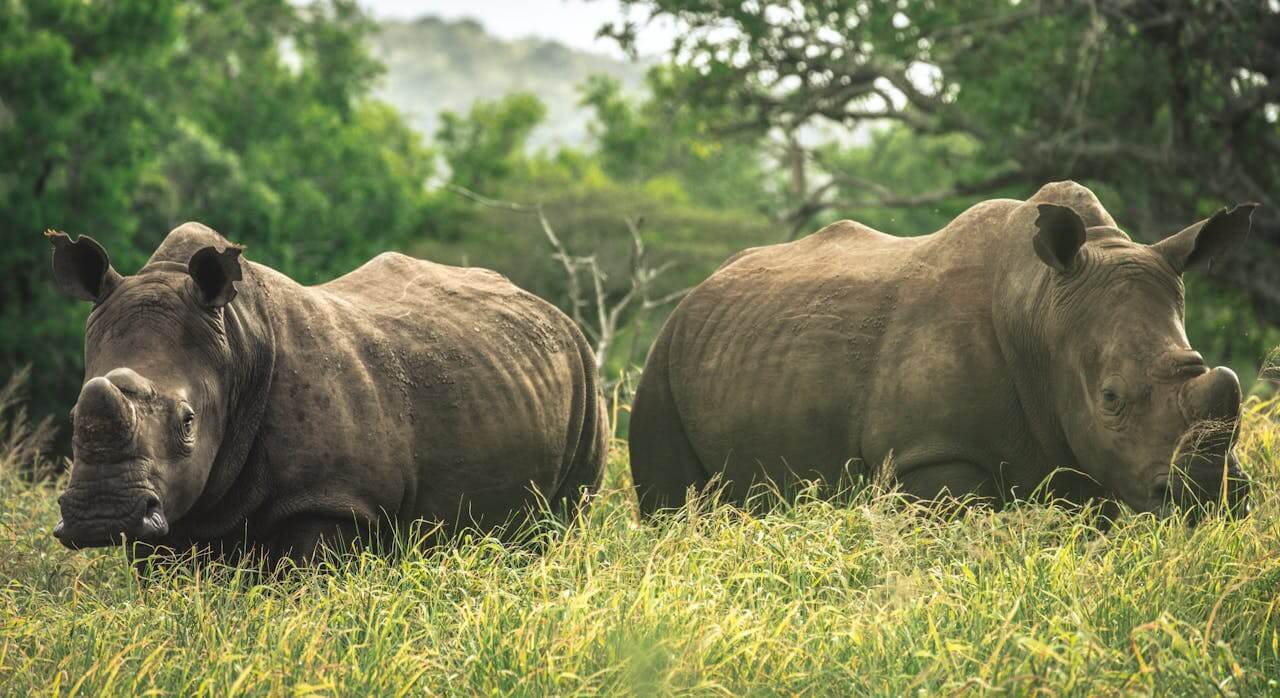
[604,0,1280,322]
[2,0,1277,449]
[1,0,435,428]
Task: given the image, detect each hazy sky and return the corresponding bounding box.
[359,0,677,57]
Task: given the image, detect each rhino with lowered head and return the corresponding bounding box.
[630,181,1253,519]
[49,223,607,562]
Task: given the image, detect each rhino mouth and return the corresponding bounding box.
[54,486,169,549]
[1142,447,1250,522]
[1169,451,1249,517]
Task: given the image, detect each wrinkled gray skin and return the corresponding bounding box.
[50,223,607,562]
[630,181,1253,520]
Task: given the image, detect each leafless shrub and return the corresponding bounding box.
[0,367,59,481]
[447,185,690,375]
[873,449,898,495]
[1259,346,1280,384]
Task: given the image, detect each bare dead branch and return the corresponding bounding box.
[448,186,690,374]
[445,184,539,213]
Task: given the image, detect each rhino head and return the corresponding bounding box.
[47,231,246,549]
[1029,201,1255,520]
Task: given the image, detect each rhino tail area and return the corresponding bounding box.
[547,327,609,522]
[628,318,708,518]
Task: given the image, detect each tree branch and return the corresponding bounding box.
[447,186,690,374]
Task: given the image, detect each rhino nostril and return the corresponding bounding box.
[1151,479,1174,508]
[142,494,162,523]
[137,495,168,539]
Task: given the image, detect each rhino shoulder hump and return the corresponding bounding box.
[147,222,237,266]
[816,219,903,247]
[368,250,419,270]
[1026,180,1117,228]
[1031,180,1094,201]
[814,219,861,235]
[935,199,1023,236]
[715,245,767,272]
[461,265,512,285]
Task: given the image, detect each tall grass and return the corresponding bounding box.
[2,372,1279,696]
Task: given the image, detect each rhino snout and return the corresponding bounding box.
[1162,449,1251,521]
[1142,367,1248,522]
[54,488,169,549]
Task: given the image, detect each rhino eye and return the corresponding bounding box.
[179,405,196,439]
[1100,379,1125,414]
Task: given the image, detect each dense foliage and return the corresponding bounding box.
[606,0,1280,378]
[0,0,435,431]
[3,0,1278,447]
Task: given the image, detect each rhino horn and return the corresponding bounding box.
[1178,366,1242,426]
[74,377,137,458]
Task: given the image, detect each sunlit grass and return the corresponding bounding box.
[2,389,1279,695]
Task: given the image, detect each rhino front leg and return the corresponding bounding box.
[893,461,1002,509]
[269,515,365,566]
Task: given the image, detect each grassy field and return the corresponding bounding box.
[3,385,1280,696]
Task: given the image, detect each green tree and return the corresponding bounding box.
[580,71,774,211]
[606,0,1280,377]
[1,0,180,424]
[1,0,436,441]
[436,93,546,193]
[417,89,780,376]
[605,1,1280,309]
[133,0,435,282]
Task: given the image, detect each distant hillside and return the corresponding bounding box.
[371,17,647,148]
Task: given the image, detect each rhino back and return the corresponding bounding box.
[662,208,1040,492]
[256,252,594,532]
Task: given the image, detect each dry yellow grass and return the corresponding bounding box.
[2,377,1279,696]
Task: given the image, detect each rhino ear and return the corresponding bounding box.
[187,245,244,307]
[1154,204,1257,273]
[1032,204,1087,273]
[46,230,122,303]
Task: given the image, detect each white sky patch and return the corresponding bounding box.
[278,35,302,74]
[356,0,939,150]
[358,0,678,59]
[906,61,943,99]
